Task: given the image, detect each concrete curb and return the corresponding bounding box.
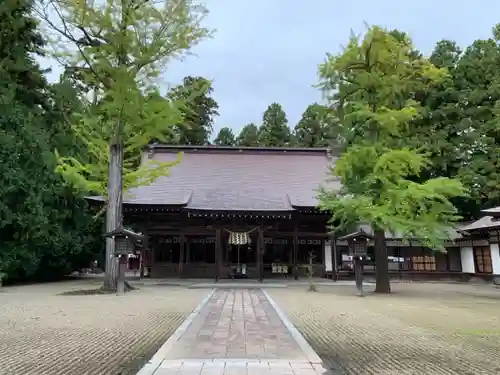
[188,282,287,289]
[135,288,215,375]
[262,289,323,365]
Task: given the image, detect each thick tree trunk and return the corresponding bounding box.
[374,227,391,293]
[103,142,124,291]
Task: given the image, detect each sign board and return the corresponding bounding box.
[353,241,367,257]
[115,237,134,255]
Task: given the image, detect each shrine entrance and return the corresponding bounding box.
[225,229,258,279]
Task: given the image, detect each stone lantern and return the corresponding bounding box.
[338,230,373,297]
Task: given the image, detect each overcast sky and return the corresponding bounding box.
[41,0,500,136]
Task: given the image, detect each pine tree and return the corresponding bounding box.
[214,127,235,146]
[259,103,291,146]
[236,123,260,146]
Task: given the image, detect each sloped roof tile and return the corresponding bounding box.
[90,146,340,211]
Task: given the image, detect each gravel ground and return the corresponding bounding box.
[269,283,500,375]
[0,280,208,375]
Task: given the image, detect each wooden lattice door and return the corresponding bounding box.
[473,246,492,274]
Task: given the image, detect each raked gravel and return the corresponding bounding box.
[268,282,500,375]
[0,280,208,375]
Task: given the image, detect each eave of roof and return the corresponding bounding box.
[481,206,500,217]
[147,144,340,155]
[459,216,500,233]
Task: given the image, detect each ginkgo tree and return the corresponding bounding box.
[317,26,466,293]
[37,0,212,291]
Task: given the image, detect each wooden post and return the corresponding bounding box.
[257,226,264,282]
[140,219,149,279]
[332,234,338,281]
[140,234,148,279]
[293,221,299,280]
[117,255,127,295]
[179,234,185,278]
[186,239,191,265]
[215,227,222,281]
[354,256,364,296]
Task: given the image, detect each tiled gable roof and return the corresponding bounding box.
[90,145,340,211]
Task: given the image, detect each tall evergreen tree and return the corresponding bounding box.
[236,123,260,146]
[214,127,235,146]
[258,103,291,146]
[0,0,47,108]
[294,103,337,147]
[413,34,500,219]
[168,76,219,145]
[0,0,99,282]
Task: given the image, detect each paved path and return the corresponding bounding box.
[137,289,330,375]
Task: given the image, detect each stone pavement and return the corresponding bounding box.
[137,289,331,375]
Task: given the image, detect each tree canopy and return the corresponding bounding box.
[236,123,260,146]
[0,0,100,282]
[214,127,236,146]
[168,76,219,145]
[258,103,291,147]
[317,25,466,293]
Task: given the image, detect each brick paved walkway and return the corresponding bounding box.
[137,289,330,375]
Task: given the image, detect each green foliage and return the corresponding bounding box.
[294,103,342,147]
[236,123,260,146]
[214,127,235,146]
[258,103,291,146]
[38,0,212,198]
[0,0,47,109]
[168,76,219,145]
[317,25,466,252]
[412,31,500,219]
[0,0,100,282]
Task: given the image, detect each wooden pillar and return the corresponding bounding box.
[140,214,150,279]
[186,239,191,265]
[331,233,338,281]
[140,234,148,279]
[257,225,264,282]
[215,227,222,281]
[293,221,299,280]
[179,234,185,278]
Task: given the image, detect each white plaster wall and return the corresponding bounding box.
[460,246,475,273]
[324,241,332,272]
[490,243,500,275]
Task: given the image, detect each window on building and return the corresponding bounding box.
[411,255,436,271]
[263,238,290,264]
[153,236,180,263]
[188,237,215,263]
[297,238,323,264]
[474,246,492,273]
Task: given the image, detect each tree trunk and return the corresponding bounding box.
[103,142,124,291]
[374,227,391,293]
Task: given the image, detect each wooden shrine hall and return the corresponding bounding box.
[89,145,338,280]
[87,145,500,282]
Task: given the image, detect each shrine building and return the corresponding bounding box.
[87,145,500,283]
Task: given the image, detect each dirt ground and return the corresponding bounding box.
[0,280,208,375]
[269,283,500,375]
